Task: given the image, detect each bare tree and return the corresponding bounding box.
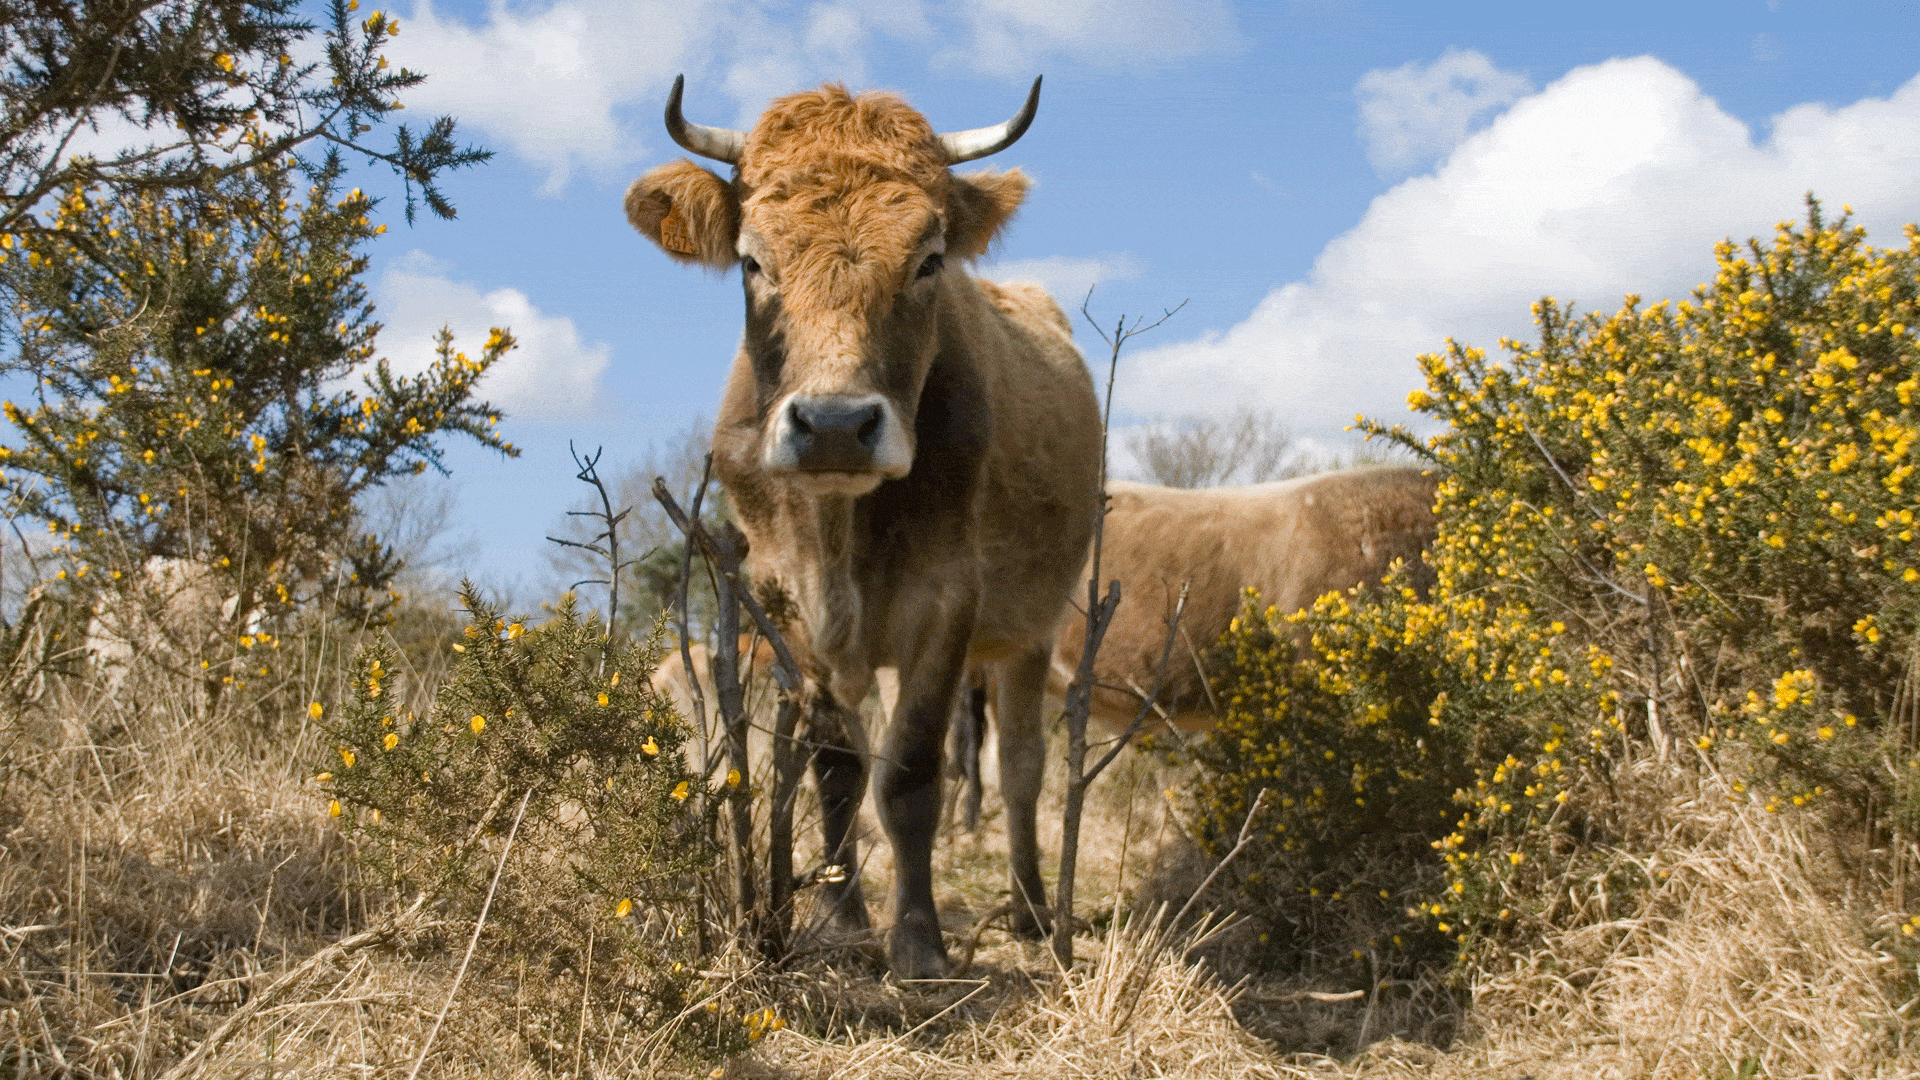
[544,417,718,637]
[355,475,478,599]
[1125,407,1295,488]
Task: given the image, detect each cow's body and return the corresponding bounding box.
[1056,466,1440,733]
[947,466,1439,828]
[86,557,258,689]
[627,80,1099,976]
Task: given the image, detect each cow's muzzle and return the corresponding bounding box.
[764,388,913,476]
[766,393,911,482]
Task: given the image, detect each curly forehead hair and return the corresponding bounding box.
[741,84,949,190]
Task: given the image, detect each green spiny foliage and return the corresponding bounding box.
[1186,200,1920,972]
[1,0,498,710]
[0,0,489,236]
[321,584,742,1054]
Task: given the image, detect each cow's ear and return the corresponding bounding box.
[625,160,740,268]
[946,168,1029,260]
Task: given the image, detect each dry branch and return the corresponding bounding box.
[1054,291,1187,967]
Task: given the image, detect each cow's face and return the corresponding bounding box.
[625,82,1033,495]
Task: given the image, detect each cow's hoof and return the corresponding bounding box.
[823,878,873,936]
[886,915,951,981]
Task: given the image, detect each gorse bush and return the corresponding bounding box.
[4,157,515,702]
[1186,201,1920,969]
[320,585,747,1054]
[1,0,501,715]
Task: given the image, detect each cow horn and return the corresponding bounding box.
[664,74,745,165]
[937,76,1042,164]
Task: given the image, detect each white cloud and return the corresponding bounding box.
[376,251,611,422]
[1356,47,1532,176]
[978,253,1144,305]
[1121,57,1920,444]
[389,0,1219,188]
[387,0,715,191]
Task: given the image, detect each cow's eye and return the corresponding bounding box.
[916,253,944,280]
[741,255,761,276]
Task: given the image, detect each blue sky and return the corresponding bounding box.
[343,0,1920,595]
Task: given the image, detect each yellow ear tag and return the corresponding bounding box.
[658,208,697,255]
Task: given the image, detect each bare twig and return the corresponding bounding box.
[1052,290,1186,967]
[1240,988,1366,1004]
[1089,583,1188,782]
[652,470,809,962]
[1172,788,1272,931]
[652,476,802,693]
[545,443,642,645]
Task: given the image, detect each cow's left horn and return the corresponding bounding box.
[664,74,745,164]
[937,76,1042,164]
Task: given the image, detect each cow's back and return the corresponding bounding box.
[1056,465,1439,729]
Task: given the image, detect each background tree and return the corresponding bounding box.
[1125,406,1296,488]
[1125,406,1409,488]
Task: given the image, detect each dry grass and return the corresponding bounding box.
[734,914,1293,1080]
[6,650,1919,1079]
[1413,761,1920,1080]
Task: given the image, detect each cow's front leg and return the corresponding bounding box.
[994,643,1052,938]
[872,613,973,979]
[806,685,872,938]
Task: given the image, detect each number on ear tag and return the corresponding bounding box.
[658,208,697,255]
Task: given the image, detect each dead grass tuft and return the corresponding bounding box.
[7,648,1919,1078]
[737,913,1298,1080]
[1401,763,1920,1080]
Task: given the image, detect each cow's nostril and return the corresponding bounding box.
[785,396,888,472]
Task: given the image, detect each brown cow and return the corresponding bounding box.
[950,464,1440,821]
[625,78,1101,976]
[647,636,782,767]
[1056,466,1440,733]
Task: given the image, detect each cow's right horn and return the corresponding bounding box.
[664,75,745,164]
[937,76,1042,164]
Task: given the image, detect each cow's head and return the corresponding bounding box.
[625,78,1039,494]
